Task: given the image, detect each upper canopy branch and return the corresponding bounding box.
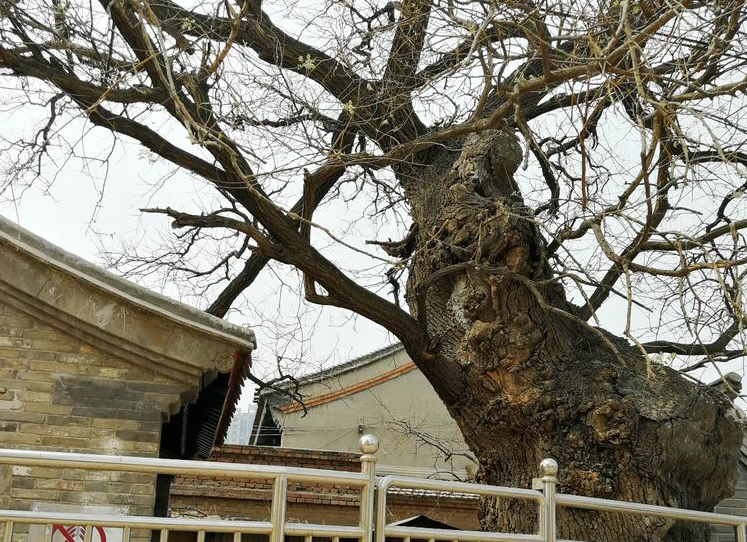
[382,0,431,101]
[413,20,527,87]
[0,46,234,187]
[142,207,281,256]
[643,319,745,356]
[147,0,373,103]
[640,220,747,252]
[0,47,168,105]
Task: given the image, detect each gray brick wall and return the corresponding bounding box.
[0,301,189,541]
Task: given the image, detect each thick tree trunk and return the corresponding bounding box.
[399,131,743,542]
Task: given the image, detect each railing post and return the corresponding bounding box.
[359,434,379,542]
[271,474,288,542]
[539,458,558,542]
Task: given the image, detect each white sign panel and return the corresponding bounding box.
[49,525,124,542]
[29,503,129,542]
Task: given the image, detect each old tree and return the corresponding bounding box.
[2,0,747,539]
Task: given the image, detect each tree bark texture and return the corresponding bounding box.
[399,131,744,542]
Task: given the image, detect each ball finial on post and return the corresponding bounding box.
[540,458,558,478]
[358,434,378,542]
[539,458,558,542]
[359,434,379,455]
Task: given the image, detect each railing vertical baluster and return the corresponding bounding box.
[122,527,131,542]
[159,528,169,542]
[2,521,12,542]
[374,484,387,542]
[539,458,558,542]
[737,524,746,542]
[359,434,379,542]
[83,525,93,542]
[197,530,206,542]
[270,474,288,542]
[233,532,242,542]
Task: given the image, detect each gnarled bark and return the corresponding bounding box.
[400,131,744,542]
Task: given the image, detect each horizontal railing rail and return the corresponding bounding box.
[554,493,747,542]
[376,474,546,542]
[0,510,276,533]
[2,437,747,542]
[556,493,747,525]
[0,513,368,540]
[0,448,368,485]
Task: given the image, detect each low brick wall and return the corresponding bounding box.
[171,445,362,523]
[211,445,362,470]
[170,445,479,531]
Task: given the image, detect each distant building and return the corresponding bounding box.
[225,405,257,444]
[251,344,476,478]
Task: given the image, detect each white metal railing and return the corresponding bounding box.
[1,438,747,542]
[0,440,375,542]
[376,457,747,542]
[376,475,546,542]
